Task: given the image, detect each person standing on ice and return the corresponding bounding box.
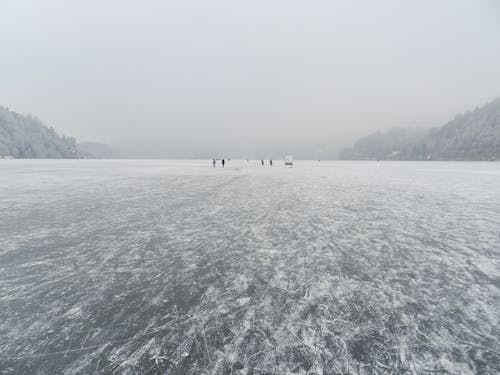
[222,159,225,168]
[261,159,264,166]
[270,159,273,166]
[212,158,216,167]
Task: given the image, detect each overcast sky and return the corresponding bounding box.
[1,0,500,157]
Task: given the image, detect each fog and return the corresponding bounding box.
[1,0,500,158]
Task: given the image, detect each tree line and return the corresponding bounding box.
[0,106,82,158]
[340,98,500,161]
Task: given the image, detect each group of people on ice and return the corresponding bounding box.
[212,158,225,167]
[212,159,273,167]
[261,159,272,166]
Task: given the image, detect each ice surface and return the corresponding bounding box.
[0,159,499,374]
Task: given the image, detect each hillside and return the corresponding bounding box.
[339,127,428,160]
[0,106,81,159]
[340,98,500,161]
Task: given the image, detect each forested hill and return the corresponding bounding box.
[340,98,500,161]
[0,106,81,158]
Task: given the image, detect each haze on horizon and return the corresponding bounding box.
[1,0,500,158]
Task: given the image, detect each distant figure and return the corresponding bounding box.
[270,159,273,166]
[261,160,264,166]
[222,159,225,168]
[212,158,216,167]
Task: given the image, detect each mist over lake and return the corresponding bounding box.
[2,0,500,373]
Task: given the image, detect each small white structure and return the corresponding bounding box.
[284,155,293,167]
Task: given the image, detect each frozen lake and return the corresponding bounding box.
[0,160,499,374]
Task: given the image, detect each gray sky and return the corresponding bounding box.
[1,0,500,158]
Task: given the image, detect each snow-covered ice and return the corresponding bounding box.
[0,159,499,374]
